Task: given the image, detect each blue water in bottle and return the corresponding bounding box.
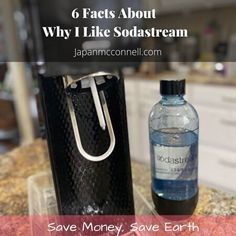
[149,79,199,215]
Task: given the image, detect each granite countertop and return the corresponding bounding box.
[0,139,236,215]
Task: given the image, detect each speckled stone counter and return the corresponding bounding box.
[0,139,235,215]
[132,162,236,215]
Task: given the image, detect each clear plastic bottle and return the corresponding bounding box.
[149,79,199,215]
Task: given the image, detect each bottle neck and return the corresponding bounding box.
[161,94,185,105]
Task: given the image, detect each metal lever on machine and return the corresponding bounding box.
[63,72,116,162]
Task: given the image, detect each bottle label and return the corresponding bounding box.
[153,145,198,180]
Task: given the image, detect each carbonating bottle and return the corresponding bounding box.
[149,79,199,215]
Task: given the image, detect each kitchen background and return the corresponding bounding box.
[0,0,236,197]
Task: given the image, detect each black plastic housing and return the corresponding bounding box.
[39,75,135,215]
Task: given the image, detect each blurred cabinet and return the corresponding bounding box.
[137,80,161,164]
[125,79,140,159]
[190,84,236,193]
[125,78,157,163]
[199,145,236,193]
[191,84,236,152]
